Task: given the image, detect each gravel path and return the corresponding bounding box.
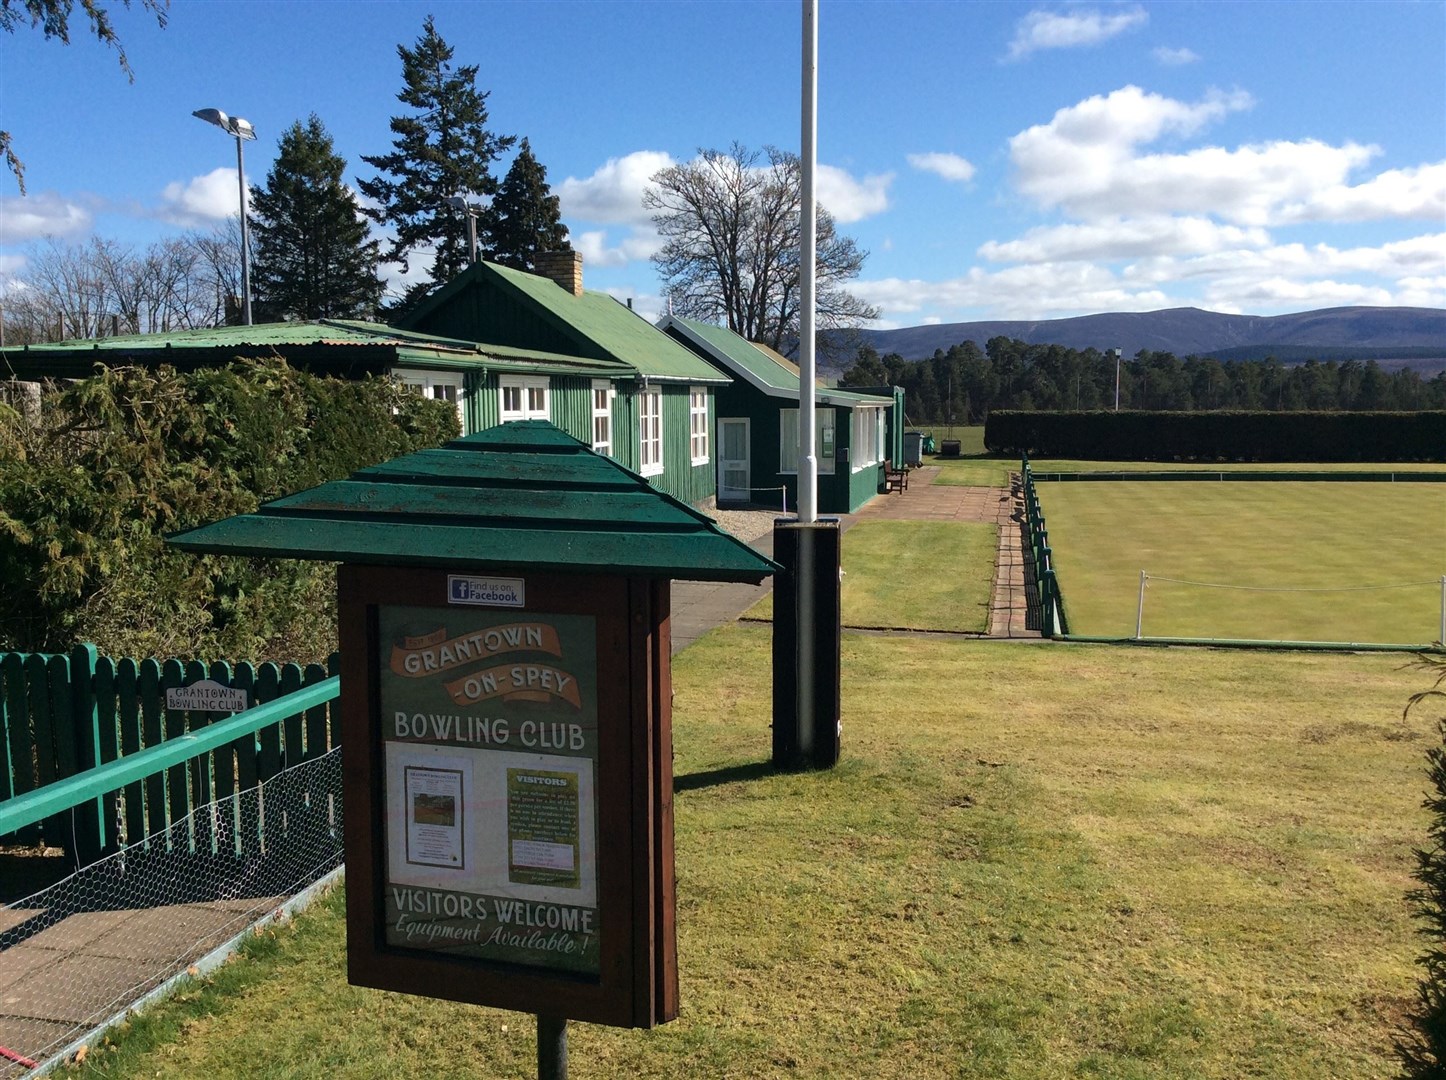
[706,507,780,544]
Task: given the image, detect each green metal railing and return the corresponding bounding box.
[1021,457,1069,637]
[0,646,339,863]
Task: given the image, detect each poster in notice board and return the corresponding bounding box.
[378,606,600,976]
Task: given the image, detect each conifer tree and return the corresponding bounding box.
[489,138,571,272]
[249,115,381,320]
[358,15,514,311]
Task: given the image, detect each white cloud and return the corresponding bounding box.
[158,168,244,227]
[1006,6,1148,61]
[1277,161,1446,224]
[557,151,674,226]
[907,152,977,183]
[1153,46,1200,66]
[597,286,663,323]
[816,164,892,223]
[1004,86,1435,228]
[980,217,1271,263]
[0,191,92,244]
[0,254,28,284]
[574,227,663,269]
[853,229,1446,323]
[853,265,1173,321]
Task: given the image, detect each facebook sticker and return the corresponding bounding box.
[447,575,526,608]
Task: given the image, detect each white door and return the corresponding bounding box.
[718,418,750,502]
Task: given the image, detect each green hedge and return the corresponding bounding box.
[0,359,458,659]
[983,410,1446,461]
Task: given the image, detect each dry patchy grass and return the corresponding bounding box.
[68,631,1435,1079]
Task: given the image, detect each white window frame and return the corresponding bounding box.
[499,375,550,423]
[688,387,709,465]
[639,386,663,477]
[852,406,885,472]
[778,407,835,476]
[591,380,614,456]
[394,368,465,429]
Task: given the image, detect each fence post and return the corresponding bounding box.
[1135,571,1148,640]
[68,643,104,863]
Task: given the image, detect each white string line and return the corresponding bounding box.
[1146,575,1443,593]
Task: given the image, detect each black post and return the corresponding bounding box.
[537,1015,567,1080]
[771,519,842,770]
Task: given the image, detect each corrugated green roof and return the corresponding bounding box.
[6,319,479,355]
[168,421,777,583]
[3,318,638,381]
[406,262,729,384]
[661,316,891,408]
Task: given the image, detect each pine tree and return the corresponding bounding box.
[489,138,571,272]
[249,115,381,321]
[357,15,514,310]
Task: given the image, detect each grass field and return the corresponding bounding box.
[747,519,997,632]
[1039,480,1446,643]
[67,630,1434,1079]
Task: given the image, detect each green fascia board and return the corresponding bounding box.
[662,316,893,408]
[168,518,771,582]
[403,262,729,385]
[168,420,777,583]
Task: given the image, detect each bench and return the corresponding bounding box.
[885,459,909,493]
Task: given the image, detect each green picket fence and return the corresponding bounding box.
[0,645,339,865]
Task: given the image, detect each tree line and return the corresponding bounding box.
[840,337,1446,420]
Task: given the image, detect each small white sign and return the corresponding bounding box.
[447,575,525,608]
[165,680,249,713]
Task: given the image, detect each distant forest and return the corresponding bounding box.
[839,338,1446,423]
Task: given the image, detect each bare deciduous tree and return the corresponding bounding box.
[0,221,243,344]
[645,143,878,353]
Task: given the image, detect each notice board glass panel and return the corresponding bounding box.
[377,605,601,976]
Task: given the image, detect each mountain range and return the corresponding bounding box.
[844,306,1446,371]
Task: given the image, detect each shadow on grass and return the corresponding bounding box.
[674,760,775,792]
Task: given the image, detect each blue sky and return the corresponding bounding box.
[2,0,1443,328]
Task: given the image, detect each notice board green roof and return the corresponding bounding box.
[168,421,778,583]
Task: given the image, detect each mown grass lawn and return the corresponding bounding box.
[69,630,1432,1079]
[1039,480,1446,643]
[747,519,997,632]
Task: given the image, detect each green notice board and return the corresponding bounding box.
[378,606,600,975]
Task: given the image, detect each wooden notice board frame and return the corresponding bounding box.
[338,564,678,1029]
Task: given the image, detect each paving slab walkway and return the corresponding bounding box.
[0,891,285,1076]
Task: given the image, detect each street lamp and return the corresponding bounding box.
[445,195,484,266]
[193,108,257,326]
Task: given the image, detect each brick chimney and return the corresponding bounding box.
[533,250,584,296]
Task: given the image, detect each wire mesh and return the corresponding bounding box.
[0,747,343,1076]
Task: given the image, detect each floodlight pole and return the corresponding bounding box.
[446,196,481,264]
[193,109,256,326]
[1113,348,1122,411]
[235,134,252,325]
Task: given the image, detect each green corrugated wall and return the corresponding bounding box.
[460,375,715,507]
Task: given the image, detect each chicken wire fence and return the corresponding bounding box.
[0,746,343,1076]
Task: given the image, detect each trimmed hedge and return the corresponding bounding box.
[984,410,1446,461]
[0,359,459,660]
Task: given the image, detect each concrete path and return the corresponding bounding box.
[0,893,283,1076]
[670,466,1035,652]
